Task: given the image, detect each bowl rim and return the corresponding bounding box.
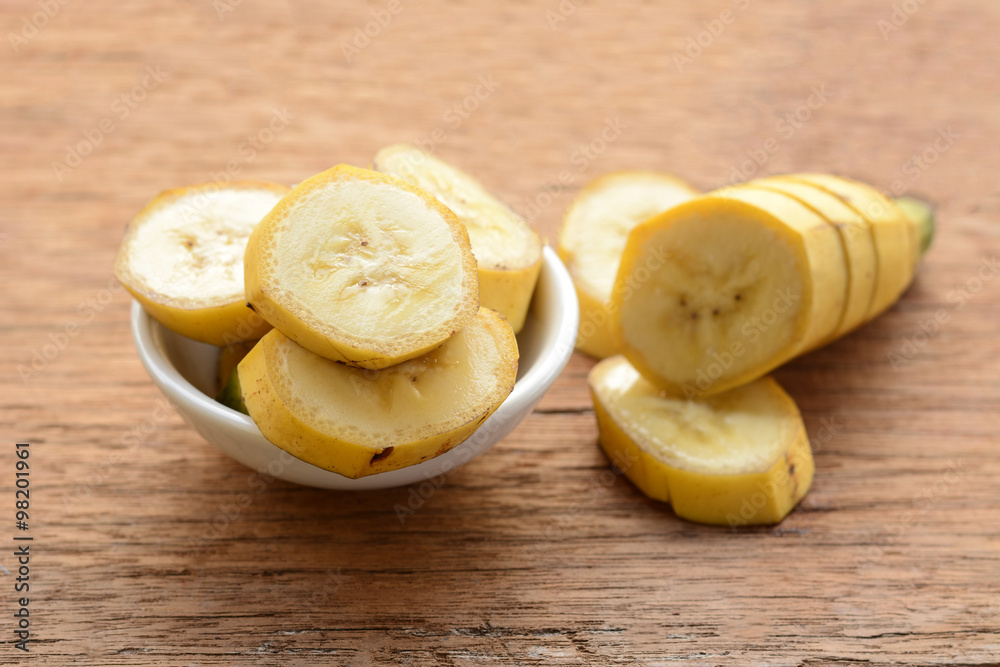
[130,246,579,481]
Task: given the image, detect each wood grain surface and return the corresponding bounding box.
[2,1,999,665]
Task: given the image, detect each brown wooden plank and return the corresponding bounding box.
[1,0,999,664]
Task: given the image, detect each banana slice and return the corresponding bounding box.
[244,164,479,370]
[217,339,258,396]
[589,355,813,526]
[747,178,878,341]
[114,181,288,346]
[558,171,698,359]
[237,308,518,479]
[613,187,847,398]
[785,174,914,319]
[373,144,542,333]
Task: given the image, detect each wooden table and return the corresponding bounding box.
[2,1,998,664]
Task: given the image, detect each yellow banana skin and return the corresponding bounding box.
[115,181,288,346]
[373,144,543,334]
[613,190,846,398]
[131,296,270,348]
[478,263,542,334]
[569,284,620,360]
[558,170,698,359]
[589,358,814,526]
[786,174,915,320]
[747,178,878,343]
[237,308,518,479]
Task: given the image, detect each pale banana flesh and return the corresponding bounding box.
[114,181,288,346]
[613,188,847,398]
[557,171,698,358]
[237,308,518,479]
[589,356,814,526]
[244,164,479,370]
[373,144,543,333]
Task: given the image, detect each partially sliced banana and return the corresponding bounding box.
[245,164,479,370]
[373,144,542,333]
[114,181,288,346]
[589,355,814,526]
[237,308,519,479]
[786,174,915,319]
[613,187,847,398]
[558,171,698,359]
[747,178,878,342]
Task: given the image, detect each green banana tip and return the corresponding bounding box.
[894,195,935,256]
[216,367,250,416]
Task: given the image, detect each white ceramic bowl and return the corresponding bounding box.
[131,246,579,490]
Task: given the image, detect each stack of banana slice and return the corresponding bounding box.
[560,172,933,525]
[117,153,543,479]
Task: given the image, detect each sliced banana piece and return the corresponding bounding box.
[114,181,288,346]
[373,144,542,333]
[613,187,847,398]
[747,178,878,341]
[558,171,698,359]
[786,174,914,319]
[589,355,814,526]
[237,308,519,479]
[217,339,258,396]
[245,164,479,370]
